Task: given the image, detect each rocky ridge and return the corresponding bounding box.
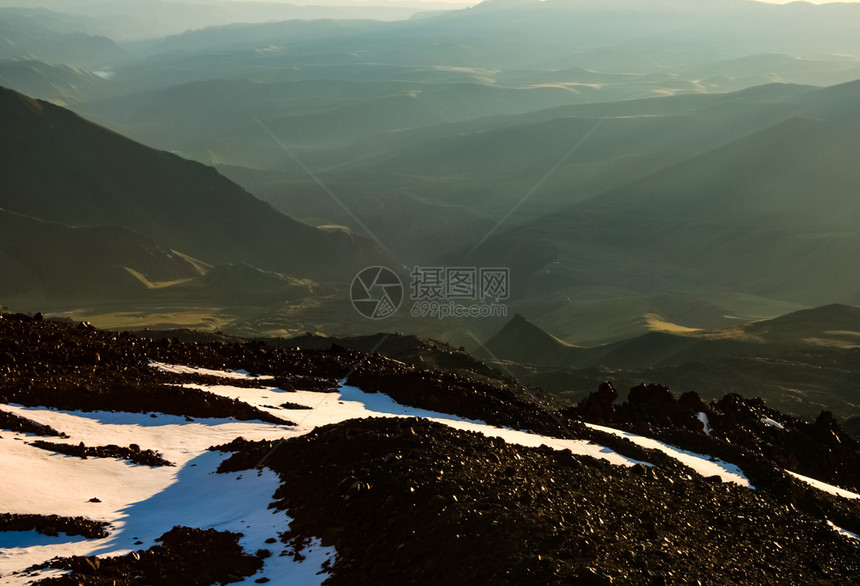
[0,312,858,584]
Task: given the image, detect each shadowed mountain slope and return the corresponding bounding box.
[470,116,860,311]
[481,304,860,370]
[0,86,387,283]
[0,208,205,300]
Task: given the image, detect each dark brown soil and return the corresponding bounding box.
[0,513,109,539]
[272,373,339,393]
[161,371,270,389]
[280,332,507,382]
[29,441,174,467]
[0,312,535,428]
[216,417,860,585]
[36,526,263,585]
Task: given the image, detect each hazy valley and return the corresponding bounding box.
[2,0,860,583]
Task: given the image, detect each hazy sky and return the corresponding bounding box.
[222,0,479,4]
[220,0,860,4]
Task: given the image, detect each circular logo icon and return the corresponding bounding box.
[350,267,403,320]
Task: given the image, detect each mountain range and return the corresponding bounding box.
[2,1,860,581]
[2,0,860,343]
[0,85,386,318]
[477,305,860,421]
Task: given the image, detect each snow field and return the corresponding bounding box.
[3,362,859,582]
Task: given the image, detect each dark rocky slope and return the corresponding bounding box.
[2,311,859,585]
[37,527,263,586]
[574,382,860,494]
[0,313,290,424]
[218,417,860,585]
[0,408,66,437]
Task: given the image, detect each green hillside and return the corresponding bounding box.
[0,86,387,282]
[0,208,204,300]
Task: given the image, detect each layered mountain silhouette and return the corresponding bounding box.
[464,108,860,343]
[3,1,860,346]
[478,313,574,365]
[0,59,104,103]
[482,304,860,370]
[478,304,860,420]
[0,7,126,68]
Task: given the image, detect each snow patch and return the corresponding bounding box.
[828,521,860,542]
[0,405,329,584]
[585,423,753,487]
[159,363,645,467]
[188,376,646,468]
[149,361,274,382]
[761,417,784,430]
[787,471,860,501]
[1,363,648,581]
[16,362,860,580]
[697,412,712,436]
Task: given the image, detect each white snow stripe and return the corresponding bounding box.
[149,361,274,381]
[697,412,712,436]
[787,471,860,501]
[828,521,860,542]
[585,423,752,487]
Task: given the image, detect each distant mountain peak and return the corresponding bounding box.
[478,313,574,365]
[500,313,568,343]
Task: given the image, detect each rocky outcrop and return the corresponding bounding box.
[29,441,174,467]
[217,417,860,585]
[575,381,860,494]
[38,527,263,585]
[0,513,108,539]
